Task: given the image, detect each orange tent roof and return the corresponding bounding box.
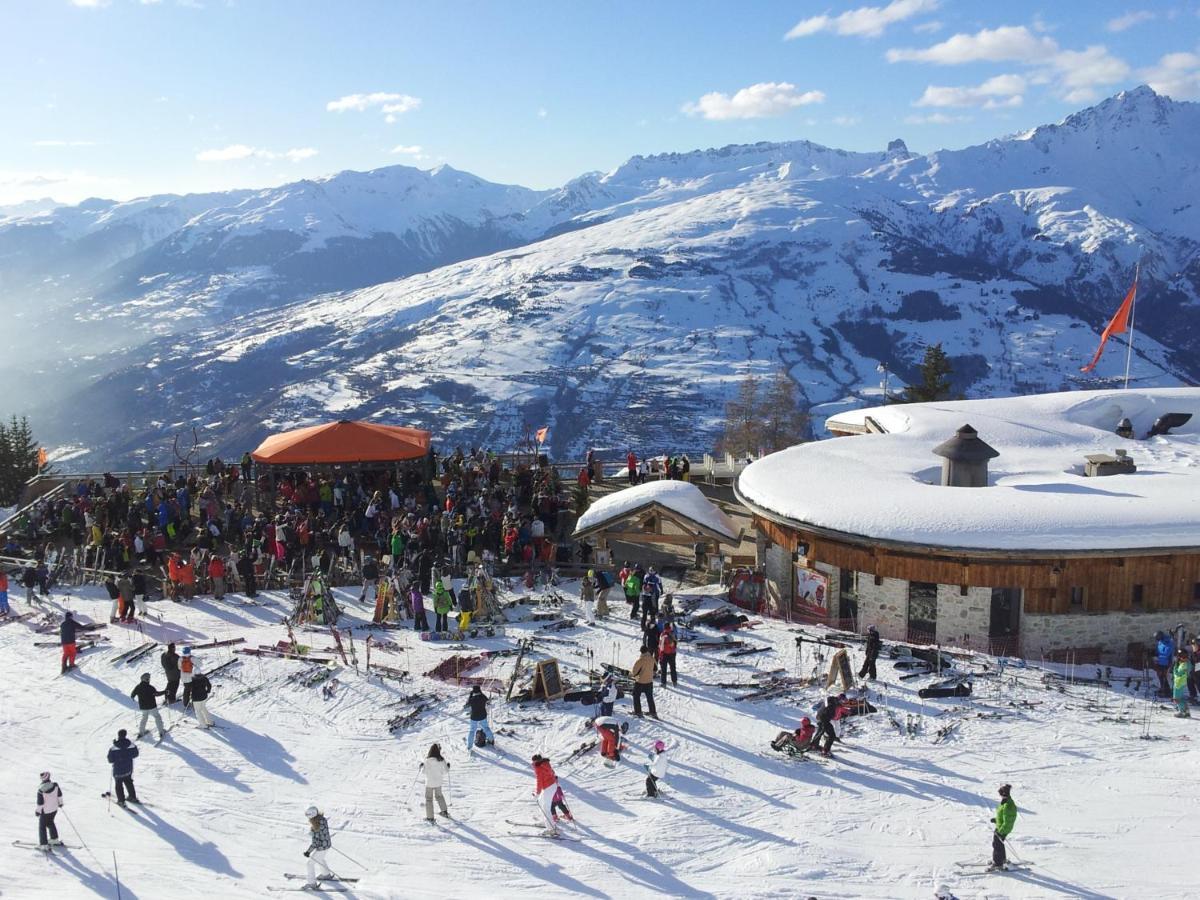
[251,420,431,465]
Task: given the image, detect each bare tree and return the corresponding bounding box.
[760,368,810,452]
[717,372,763,457]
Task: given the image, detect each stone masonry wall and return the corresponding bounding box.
[1023,610,1200,664]
[851,576,909,640]
[936,585,992,648]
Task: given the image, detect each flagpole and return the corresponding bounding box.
[1123,261,1139,390]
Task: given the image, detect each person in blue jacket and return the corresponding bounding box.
[1154,631,1176,697]
[106,729,140,807]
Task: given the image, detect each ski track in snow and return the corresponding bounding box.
[2,581,1194,898]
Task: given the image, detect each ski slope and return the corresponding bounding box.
[1,578,1193,899]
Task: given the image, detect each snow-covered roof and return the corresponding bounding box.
[738,388,1200,552]
[574,480,741,543]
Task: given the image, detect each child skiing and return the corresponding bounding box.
[35,771,63,850]
[464,685,495,751]
[644,740,669,797]
[419,743,451,822]
[302,806,334,888]
[989,784,1017,870]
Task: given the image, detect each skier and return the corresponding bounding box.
[35,771,64,850]
[595,571,611,619]
[550,782,573,824]
[531,755,562,835]
[456,578,476,633]
[106,729,140,806]
[419,743,451,822]
[130,673,166,740]
[208,553,227,601]
[598,673,618,717]
[302,806,334,889]
[858,625,881,680]
[0,568,8,617]
[161,643,180,704]
[658,624,678,687]
[117,572,138,622]
[644,740,669,797]
[105,574,122,622]
[191,670,215,727]
[1173,649,1192,718]
[235,551,257,598]
[464,685,495,751]
[360,555,379,605]
[593,715,628,762]
[641,567,662,627]
[180,646,195,707]
[59,611,78,674]
[809,696,840,757]
[624,566,643,619]
[629,645,658,719]
[989,784,1017,870]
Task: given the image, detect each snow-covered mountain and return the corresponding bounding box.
[11,87,1200,465]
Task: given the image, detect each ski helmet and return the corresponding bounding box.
[40,771,51,782]
[141,673,151,682]
[653,740,665,752]
[182,646,192,657]
[305,806,319,818]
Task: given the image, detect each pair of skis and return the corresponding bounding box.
[266,874,358,893]
[505,819,581,841]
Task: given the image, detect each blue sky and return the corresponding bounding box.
[2,0,1198,204]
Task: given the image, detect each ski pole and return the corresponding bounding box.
[331,846,365,869]
[114,851,123,899]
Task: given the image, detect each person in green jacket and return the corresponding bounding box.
[433,580,453,634]
[990,783,1017,870]
[1173,650,1193,718]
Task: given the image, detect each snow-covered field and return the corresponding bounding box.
[3,578,1194,899]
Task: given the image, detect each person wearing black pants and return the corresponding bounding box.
[658,626,678,687]
[161,643,180,704]
[630,646,658,719]
[106,729,140,807]
[809,696,840,757]
[36,772,63,849]
[858,625,881,680]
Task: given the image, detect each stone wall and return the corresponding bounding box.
[1023,610,1200,664]
[936,585,992,647]
[851,576,909,639]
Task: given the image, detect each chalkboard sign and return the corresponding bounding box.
[535,658,564,700]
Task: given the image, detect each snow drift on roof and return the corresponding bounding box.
[739,388,1200,552]
[575,480,740,542]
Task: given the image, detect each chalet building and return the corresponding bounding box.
[734,389,1200,664]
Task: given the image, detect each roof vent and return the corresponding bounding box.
[1084,450,1136,477]
[932,424,999,488]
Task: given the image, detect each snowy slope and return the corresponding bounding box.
[3,579,1194,899]
[11,87,1200,465]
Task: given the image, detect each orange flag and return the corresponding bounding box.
[1080,275,1137,373]
[535,426,549,444]
[37,447,48,468]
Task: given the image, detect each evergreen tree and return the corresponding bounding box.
[901,343,954,403]
[0,415,42,506]
[759,368,810,452]
[717,373,762,457]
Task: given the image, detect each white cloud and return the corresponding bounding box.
[833,115,862,126]
[390,144,424,156]
[1141,51,1200,99]
[70,0,110,7]
[913,20,943,34]
[887,25,1056,64]
[326,92,421,123]
[914,73,1026,108]
[786,0,938,39]
[1107,10,1155,32]
[903,112,971,124]
[33,139,97,147]
[889,24,1130,103]
[196,145,318,163]
[0,168,126,205]
[682,82,825,120]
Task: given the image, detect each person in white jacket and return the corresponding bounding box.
[419,743,451,822]
[36,771,64,849]
[644,741,669,798]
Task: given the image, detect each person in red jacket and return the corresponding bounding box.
[531,755,561,836]
[626,451,637,485]
[207,554,227,600]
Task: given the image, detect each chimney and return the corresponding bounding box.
[1115,417,1134,439]
[932,424,999,487]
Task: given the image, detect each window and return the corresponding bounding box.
[1069,587,1085,610]
[907,581,938,643]
[1131,584,1144,608]
[838,568,858,626]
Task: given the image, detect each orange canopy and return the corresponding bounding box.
[251,420,431,465]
